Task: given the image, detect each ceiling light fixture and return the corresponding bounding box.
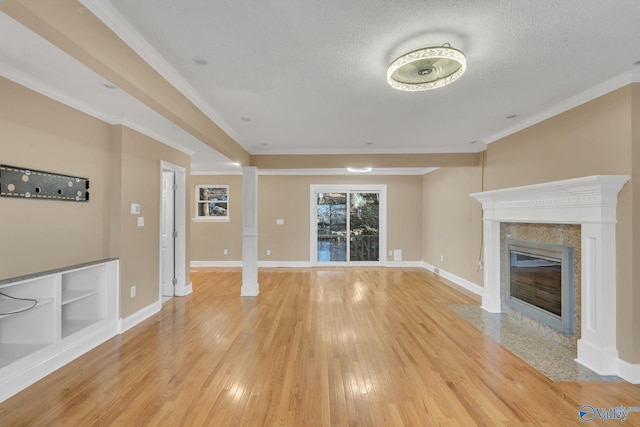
[347,167,372,173]
[387,44,466,92]
[193,57,208,66]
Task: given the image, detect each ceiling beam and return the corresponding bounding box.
[251,152,482,169]
[0,0,251,165]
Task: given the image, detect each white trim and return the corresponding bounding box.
[258,261,312,268]
[310,184,387,267]
[190,168,438,176]
[191,261,243,267]
[0,321,117,404]
[470,175,630,376]
[249,145,485,155]
[160,161,188,298]
[484,70,637,145]
[386,261,424,268]
[192,217,232,223]
[118,301,162,334]
[0,63,195,157]
[422,262,484,296]
[616,359,640,384]
[80,0,243,147]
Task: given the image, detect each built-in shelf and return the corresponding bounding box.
[0,298,53,320]
[0,259,118,403]
[61,289,98,305]
[0,343,50,367]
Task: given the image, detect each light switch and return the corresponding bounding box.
[137,217,144,227]
[276,219,284,225]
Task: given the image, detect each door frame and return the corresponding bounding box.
[159,161,190,299]
[309,184,387,266]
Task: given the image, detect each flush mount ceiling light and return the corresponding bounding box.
[387,44,466,92]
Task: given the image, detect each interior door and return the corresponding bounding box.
[160,171,175,297]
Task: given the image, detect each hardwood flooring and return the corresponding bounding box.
[1,267,639,426]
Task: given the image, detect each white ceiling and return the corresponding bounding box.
[2,1,640,173]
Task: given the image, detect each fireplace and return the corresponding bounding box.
[505,238,574,335]
[470,175,629,375]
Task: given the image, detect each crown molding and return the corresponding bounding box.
[190,167,437,176]
[0,62,109,122]
[0,62,194,156]
[249,144,485,156]
[484,70,637,145]
[80,0,243,147]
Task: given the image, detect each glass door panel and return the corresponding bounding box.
[316,192,347,261]
[349,193,380,261]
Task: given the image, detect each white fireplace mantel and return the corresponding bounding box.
[470,175,630,376]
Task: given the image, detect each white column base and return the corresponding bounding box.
[576,339,619,375]
[481,294,502,313]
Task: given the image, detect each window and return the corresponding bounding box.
[195,185,229,221]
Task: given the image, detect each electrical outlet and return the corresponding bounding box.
[478,260,483,270]
[388,250,393,257]
[434,268,440,275]
[223,249,228,255]
[130,285,136,298]
[266,249,271,256]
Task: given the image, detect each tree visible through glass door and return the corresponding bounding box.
[316,191,380,262]
[316,192,347,261]
[349,192,379,261]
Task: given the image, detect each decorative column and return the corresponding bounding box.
[241,166,259,296]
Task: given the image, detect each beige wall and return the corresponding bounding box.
[421,85,638,362]
[0,77,111,277]
[115,127,190,317]
[422,165,484,286]
[0,77,191,320]
[189,175,244,261]
[190,174,423,262]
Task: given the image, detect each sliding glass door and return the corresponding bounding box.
[311,185,386,265]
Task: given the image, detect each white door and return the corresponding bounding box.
[160,171,176,297]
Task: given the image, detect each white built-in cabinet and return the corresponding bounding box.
[0,259,118,403]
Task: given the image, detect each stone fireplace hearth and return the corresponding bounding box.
[471,175,629,376]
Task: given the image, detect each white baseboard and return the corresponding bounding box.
[191,260,242,267]
[0,320,117,404]
[176,281,193,296]
[258,261,312,267]
[385,261,424,267]
[422,261,483,297]
[617,358,640,384]
[118,301,162,334]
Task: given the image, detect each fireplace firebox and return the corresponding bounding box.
[505,238,574,335]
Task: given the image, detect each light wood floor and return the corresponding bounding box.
[1,268,639,426]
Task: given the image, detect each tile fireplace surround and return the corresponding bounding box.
[470,175,633,380]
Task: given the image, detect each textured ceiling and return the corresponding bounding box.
[2,1,640,172]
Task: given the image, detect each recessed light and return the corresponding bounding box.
[634,60,640,66]
[193,57,208,66]
[102,83,116,89]
[347,167,372,173]
[261,143,269,146]
[241,117,251,122]
[365,142,373,145]
[232,162,241,166]
[469,140,478,144]
[506,114,517,119]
